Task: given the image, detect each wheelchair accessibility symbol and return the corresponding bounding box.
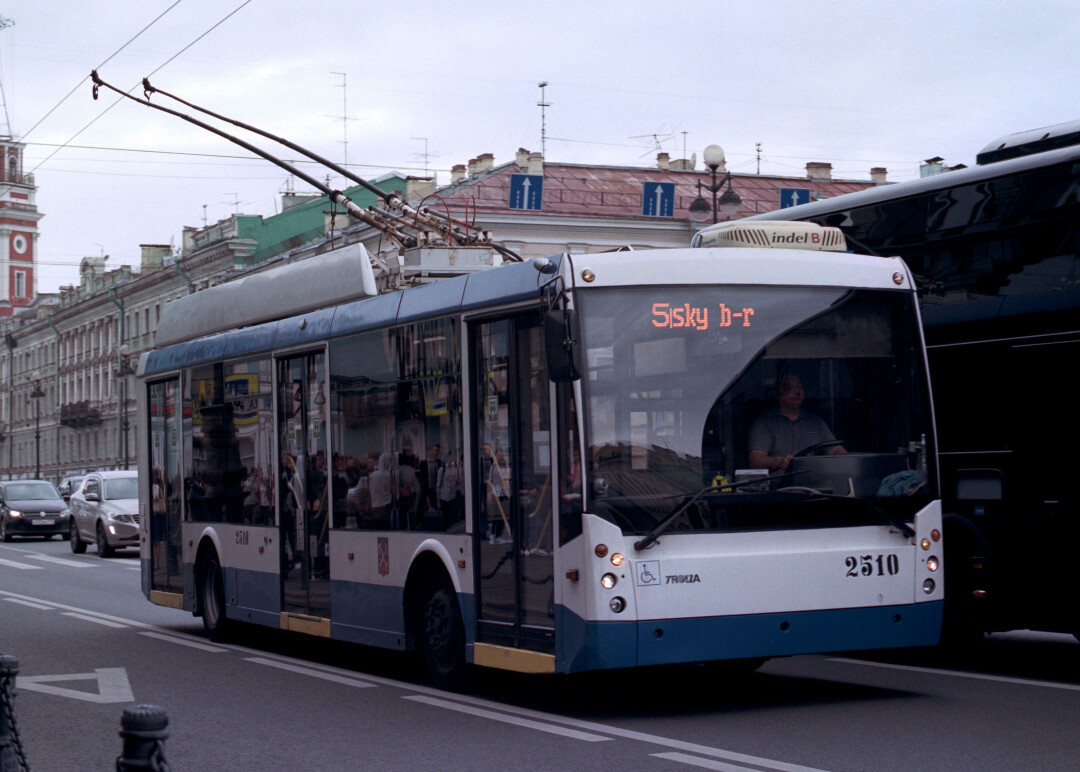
[636,560,661,586]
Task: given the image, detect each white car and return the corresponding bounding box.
[69,470,140,557]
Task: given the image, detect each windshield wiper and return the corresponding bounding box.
[773,486,916,538]
[633,473,793,551]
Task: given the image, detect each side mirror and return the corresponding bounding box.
[86,492,100,503]
[544,308,581,383]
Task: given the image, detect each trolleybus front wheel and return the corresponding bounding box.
[418,576,467,690]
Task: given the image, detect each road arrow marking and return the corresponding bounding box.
[19,668,135,704]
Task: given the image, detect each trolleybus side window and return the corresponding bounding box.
[328,319,464,532]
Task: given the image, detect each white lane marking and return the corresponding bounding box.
[403,695,612,743]
[0,590,158,628]
[829,657,1080,692]
[245,657,378,688]
[140,631,228,653]
[27,553,98,568]
[411,693,827,772]
[0,557,43,570]
[653,752,774,771]
[3,598,55,610]
[62,612,128,629]
[19,668,134,704]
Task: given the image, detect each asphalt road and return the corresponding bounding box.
[2,537,1078,771]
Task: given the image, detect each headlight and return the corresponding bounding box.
[8,510,21,518]
[600,573,617,589]
[926,556,939,572]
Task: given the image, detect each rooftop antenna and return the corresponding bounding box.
[329,71,355,181]
[410,136,432,176]
[629,130,674,158]
[202,204,208,226]
[222,193,248,214]
[537,81,550,157]
[0,14,15,138]
[756,142,762,174]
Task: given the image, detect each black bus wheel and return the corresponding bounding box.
[199,550,231,641]
[419,577,467,690]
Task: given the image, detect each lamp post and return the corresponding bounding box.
[688,144,743,224]
[30,379,44,479]
[118,345,135,470]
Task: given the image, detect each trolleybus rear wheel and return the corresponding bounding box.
[199,549,231,641]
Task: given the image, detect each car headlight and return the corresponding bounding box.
[8,510,21,518]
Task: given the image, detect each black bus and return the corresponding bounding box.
[745,120,1080,641]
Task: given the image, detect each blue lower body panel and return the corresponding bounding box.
[558,601,943,673]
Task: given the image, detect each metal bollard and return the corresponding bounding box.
[0,654,30,772]
[116,705,170,772]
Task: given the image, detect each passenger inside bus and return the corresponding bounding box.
[747,373,846,472]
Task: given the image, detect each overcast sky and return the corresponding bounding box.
[4,0,1079,293]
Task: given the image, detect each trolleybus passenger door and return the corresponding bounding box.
[148,378,183,594]
[473,316,556,654]
[277,353,331,619]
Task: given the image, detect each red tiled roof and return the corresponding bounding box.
[433,161,876,221]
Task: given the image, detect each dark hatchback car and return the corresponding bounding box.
[0,480,71,541]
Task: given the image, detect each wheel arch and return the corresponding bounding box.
[193,527,225,618]
[403,546,459,652]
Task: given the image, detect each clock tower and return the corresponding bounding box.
[0,138,42,316]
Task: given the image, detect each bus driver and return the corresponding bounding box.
[748,373,846,472]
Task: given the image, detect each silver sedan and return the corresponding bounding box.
[69,470,140,557]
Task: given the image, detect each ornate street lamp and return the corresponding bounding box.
[688,144,743,224]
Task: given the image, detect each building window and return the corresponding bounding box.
[14,270,26,298]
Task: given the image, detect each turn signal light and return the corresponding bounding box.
[610,553,624,567]
[594,544,609,558]
[931,529,941,542]
[920,538,931,551]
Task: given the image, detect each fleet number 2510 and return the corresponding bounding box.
[845,554,899,577]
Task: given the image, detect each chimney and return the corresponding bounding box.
[527,152,544,175]
[406,176,436,202]
[669,155,696,171]
[515,148,530,169]
[139,244,171,272]
[656,152,670,171]
[451,164,467,184]
[475,153,495,174]
[467,158,478,177]
[806,162,833,181]
[870,167,888,185]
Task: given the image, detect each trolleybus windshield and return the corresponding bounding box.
[578,285,934,534]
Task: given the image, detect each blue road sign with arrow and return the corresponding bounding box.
[642,182,675,217]
[509,174,544,210]
[780,188,812,208]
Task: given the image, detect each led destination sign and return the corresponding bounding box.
[651,302,755,331]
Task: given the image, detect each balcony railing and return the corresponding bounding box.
[60,400,103,427]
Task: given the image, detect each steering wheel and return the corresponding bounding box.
[793,439,845,457]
